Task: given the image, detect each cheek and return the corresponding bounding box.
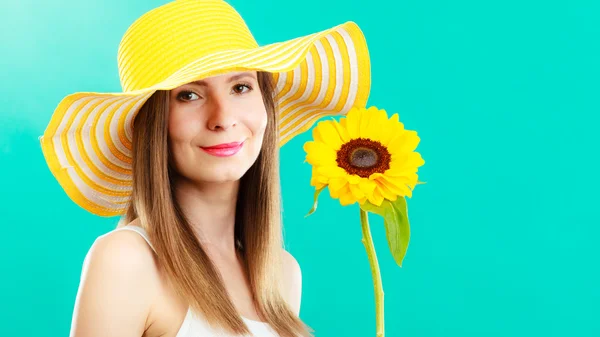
[247,105,268,136]
[257,111,268,135]
[168,106,202,143]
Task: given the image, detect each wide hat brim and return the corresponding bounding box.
[40,21,371,217]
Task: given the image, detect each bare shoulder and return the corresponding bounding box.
[281,249,302,316]
[80,226,159,282]
[282,249,301,275]
[95,226,156,263]
[70,227,160,336]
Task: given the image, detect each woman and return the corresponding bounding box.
[40,1,371,336]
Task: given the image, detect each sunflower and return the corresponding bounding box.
[304,106,425,207]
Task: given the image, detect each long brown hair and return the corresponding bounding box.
[121,71,313,337]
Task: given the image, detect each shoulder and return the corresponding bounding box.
[81,225,161,298]
[70,226,160,336]
[89,226,157,272]
[282,249,301,277]
[281,249,302,316]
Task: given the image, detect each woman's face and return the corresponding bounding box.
[168,71,268,184]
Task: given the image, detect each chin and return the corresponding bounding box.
[205,171,247,183]
[203,148,260,180]
[194,162,254,183]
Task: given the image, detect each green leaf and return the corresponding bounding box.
[360,197,411,267]
[305,186,326,217]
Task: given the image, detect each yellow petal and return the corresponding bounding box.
[338,117,348,135]
[339,189,358,206]
[399,181,413,198]
[330,119,351,143]
[363,106,382,117]
[388,113,405,131]
[411,152,426,166]
[310,180,327,189]
[347,174,362,185]
[381,113,404,145]
[374,173,411,197]
[373,179,398,201]
[358,178,377,195]
[310,167,330,187]
[362,108,388,142]
[385,133,403,154]
[404,152,425,168]
[317,165,347,178]
[358,107,376,138]
[344,107,362,139]
[328,182,341,199]
[385,169,419,183]
[304,141,337,166]
[389,157,416,172]
[372,107,389,126]
[388,130,420,154]
[313,120,343,150]
[329,176,348,193]
[366,188,385,206]
[349,183,366,200]
[390,152,425,171]
[329,183,354,205]
[405,179,418,192]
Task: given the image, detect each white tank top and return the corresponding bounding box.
[111,225,281,337]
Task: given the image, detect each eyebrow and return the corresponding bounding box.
[189,72,257,87]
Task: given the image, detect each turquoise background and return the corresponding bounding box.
[1,0,598,336]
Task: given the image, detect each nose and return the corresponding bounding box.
[205,95,237,131]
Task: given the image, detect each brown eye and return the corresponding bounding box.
[233,83,252,94]
[177,91,200,101]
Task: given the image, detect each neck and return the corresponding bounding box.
[173,175,240,255]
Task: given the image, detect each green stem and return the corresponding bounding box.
[360,208,385,337]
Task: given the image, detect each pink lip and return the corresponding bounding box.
[200,141,244,157]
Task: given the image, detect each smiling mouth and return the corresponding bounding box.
[200,141,244,157]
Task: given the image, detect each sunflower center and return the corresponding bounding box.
[336,138,391,178]
[350,148,378,168]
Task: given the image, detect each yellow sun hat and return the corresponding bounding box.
[39,0,371,217]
